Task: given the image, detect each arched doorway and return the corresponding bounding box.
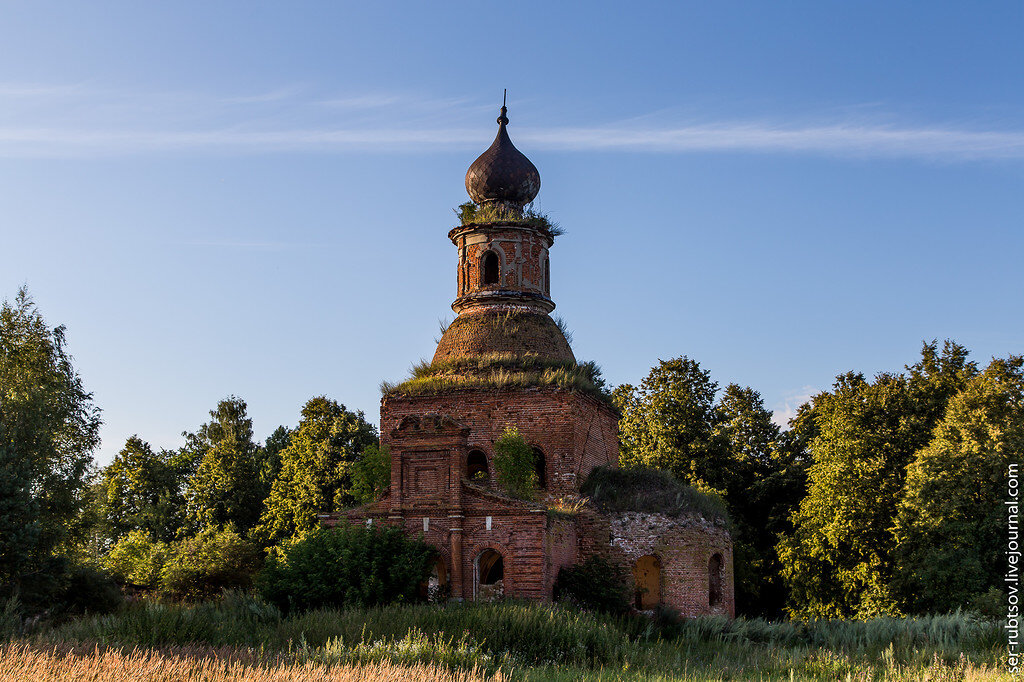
[633,555,661,610]
[475,549,504,602]
[420,556,450,602]
[467,450,489,482]
[709,553,723,608]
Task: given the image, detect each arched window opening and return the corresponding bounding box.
[633,555,661,610]
[420,556,450,602]
[709,553,723,608]
[476,549,505,601]
[543,258,550,295]
[481,251,499,286]
[532,447,546,489]
[467,450,489,482]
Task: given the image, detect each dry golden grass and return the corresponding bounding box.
[0,642,503,682]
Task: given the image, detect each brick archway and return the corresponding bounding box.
[472,543,511,601]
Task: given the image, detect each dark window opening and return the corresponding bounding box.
[532,447,546,489]
[543,258,550,295]
[482,251,499,285]
[709,553,723,607]
[467,450,489,482]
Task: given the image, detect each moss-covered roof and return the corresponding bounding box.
[580,466,730,524]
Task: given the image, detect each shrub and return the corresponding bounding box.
[492,427,537,500]
[100,530,168,589]
[4,555,122,619]
[58,563,123,616]
[158,527,262,601]
[553,556,631,615]
[257,524,437,611]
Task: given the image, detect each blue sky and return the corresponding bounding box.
[2,2,1021,464]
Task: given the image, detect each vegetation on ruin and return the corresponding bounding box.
[380,353,615,407]
[455,201,563,236]
[580,466,730,524]
[492,426,539,501]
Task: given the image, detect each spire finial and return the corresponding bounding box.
[497,89,509,126]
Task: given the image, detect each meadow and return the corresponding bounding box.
[0,595,1011,681]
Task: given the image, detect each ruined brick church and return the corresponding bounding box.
[327,102,734,617]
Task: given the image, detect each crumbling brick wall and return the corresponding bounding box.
[599,511,734,617]
[544,515,579,597]
[381,387,618,498]
[432,309,574,363]
[449,224,552,300]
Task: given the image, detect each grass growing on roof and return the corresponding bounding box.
[380,353,614,407]
[455,201,563,236]
[580,466,730,524]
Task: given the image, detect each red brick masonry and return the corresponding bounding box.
[324,386,734,617]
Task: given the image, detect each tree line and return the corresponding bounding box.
[614,343,1021,618]
[1,287,1018,618]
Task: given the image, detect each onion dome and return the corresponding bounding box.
[465,99,540,207]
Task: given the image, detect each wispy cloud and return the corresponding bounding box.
[521,123,1024,159]
[177,239,325,250]
[772,385,817,429]
[1,83,1023,161]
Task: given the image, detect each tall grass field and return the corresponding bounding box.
[1,595,1012,680]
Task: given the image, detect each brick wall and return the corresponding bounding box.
[382,387,619,498]
[324,388,734,617]
[544,515,579,596]
[450,224,553,300]
[578,510,735,618]
[432,309,574,364]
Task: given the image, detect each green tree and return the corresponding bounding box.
[493,426,538,500]
[350,443,391,505]
[256,397,377,545]
[713,383,808,617]
[614,358,810,616]
[894,355,1024,613]
[778,341,977,618]
[183,397,265,535]
[614,357,729,495]
[0,288,101,590]
[259,425,291,490]
[0,440,38,582]
[97,436,181,543]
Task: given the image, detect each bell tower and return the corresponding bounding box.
[434,99,573,363]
